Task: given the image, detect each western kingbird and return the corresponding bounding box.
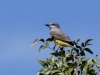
[45,22,81,49]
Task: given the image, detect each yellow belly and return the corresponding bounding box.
[55,40,70,47]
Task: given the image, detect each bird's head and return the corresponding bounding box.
[45,22,60,30]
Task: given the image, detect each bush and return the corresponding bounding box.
[31,38,100,75]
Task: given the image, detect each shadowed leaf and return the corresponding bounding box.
[59,49,65,57]
[86,43,92,46]
[83,48,93,54]
[85,39,93,46]
[81,42,85,47]
[80,51,85,56]
[73,41,77,45]
[76,39,80,44]
[51,52,61,57]
[46,37,54,41]
[73,48,79,54]
[66,56,73,62]
[39,39,45,42]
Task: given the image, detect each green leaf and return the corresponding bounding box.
[30,39,39,46]
[46,37,54,41]
[50,70,60,74]
[66,51,72,57]
[87,59,93,65]
[88,69,97,75]
[67,63,74,67]
[73,48,79,53]
[50,55,55,63]
[86,43,92,45]
[93,55,98,64]
[57,73,65,75]
[63,57,67,67]
[57,57,63,68]
[37,72,44,75]
[66,56,73,62]
[44,69,51,75]
[80,51,85,56]
[59,49,65,57]
[73,41,77,45]
[56,57,62,68]
[96,63,100,68]
[39,45,47,52]
[51,52,61,57]
[40,68,51,75]
[81,42,85,47]
[39,39,45,42]
[76,39,80,44]
[82,64,88,75]
[77,56,82,65]
[38,60,47,67]
[45,40,50,47]
[83,48,93,54]
[85,39,93,46]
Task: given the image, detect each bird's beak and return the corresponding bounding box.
[45,24,49,26]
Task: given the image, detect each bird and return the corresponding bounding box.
[45,22,81,49]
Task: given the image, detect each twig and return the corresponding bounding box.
[48,46,56,51]
[43,42,56,52]
[74,53,78,75]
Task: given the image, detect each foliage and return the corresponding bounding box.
[31,38,100,75]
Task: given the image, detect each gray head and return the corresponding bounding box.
[45,22,60,30]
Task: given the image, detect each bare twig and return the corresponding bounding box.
[74,53,78,75]
[42,42,56,51]
[48,46,56,51]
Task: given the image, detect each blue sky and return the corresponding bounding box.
[0,0,100,75]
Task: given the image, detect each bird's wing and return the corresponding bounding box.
[50,30,74,46]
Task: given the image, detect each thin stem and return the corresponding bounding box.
[56,47,60,52]
[74,53,78,75]
[43,42,56,52]
[48,46,56,51]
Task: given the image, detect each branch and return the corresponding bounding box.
[74,53,78,75]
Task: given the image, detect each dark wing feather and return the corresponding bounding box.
[50,30,74,46]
